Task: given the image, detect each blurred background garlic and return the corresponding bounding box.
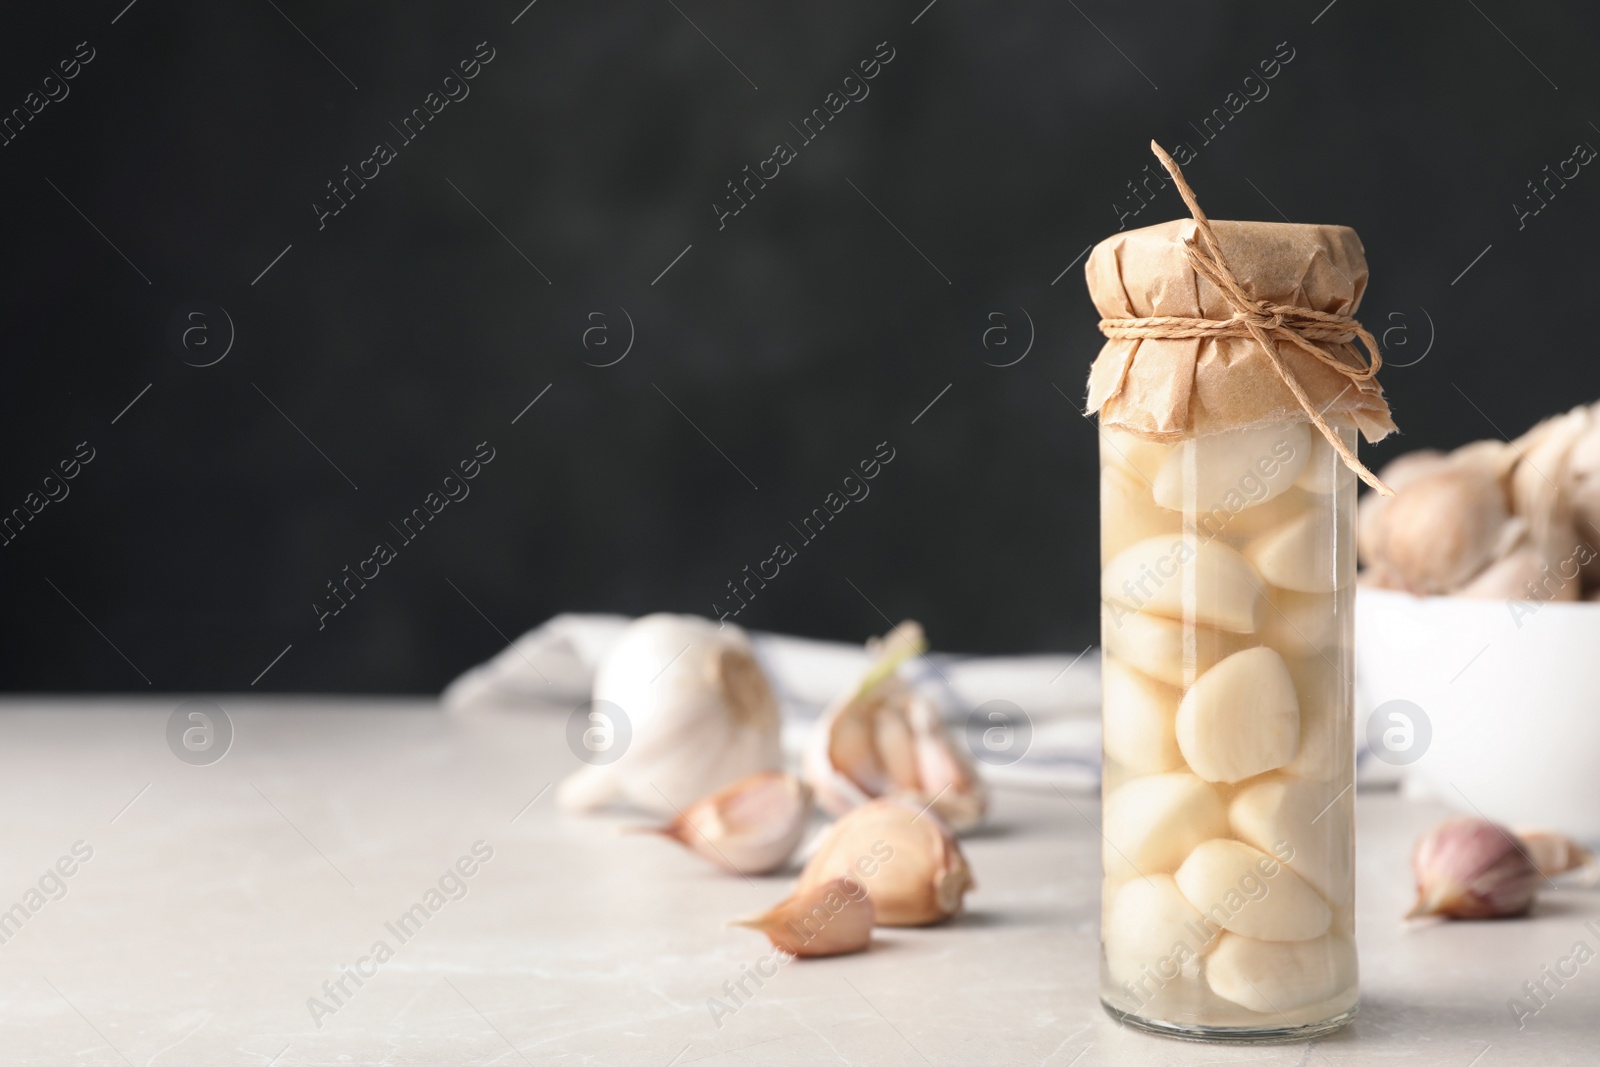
[557,613,782,816]
[796,797,974,926]
[1407,817,1542,920]
[732,877,875,957]
[803,622,988,832]
[635,770,812,875]
[1358,400,1600,601]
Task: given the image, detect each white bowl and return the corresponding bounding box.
[1355,586,1600,839]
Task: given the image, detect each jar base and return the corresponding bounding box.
[1101,1000,1358,1043]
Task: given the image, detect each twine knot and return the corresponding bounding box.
[1096,141,1392,496]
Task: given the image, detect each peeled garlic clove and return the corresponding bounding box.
[560,614,782,816]
[1101,462,1181,565]
[1407,817,1541,919]
[1230,776,1352,906]
[1102,536,1265,634]
[1152,422,1310,514]
[804,624,987,832]
[1174,839,1330,941]
[1261,589,1339,660]
[1514,828,1596,880]
[1281,682,1349,785]
[1100,657,1182,775]
[1198,486,1318,544]
[797,797,973,926]
[1206,933,1357,1014]
[1295,429,1357,495]
[731,876,874,957]
[1377,469,1511,594]
[642,770,813,875]
[1176,647,1299,783]
[1103,874,1216,984]
[1245,509,1352,593]
[1101,606,1245,688]
[1102,773,1227,885]
[1102,426,1174,485]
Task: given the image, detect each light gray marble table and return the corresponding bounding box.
[0,697,1594,1066]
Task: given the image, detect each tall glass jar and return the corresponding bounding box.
[1098,416,1359,1040]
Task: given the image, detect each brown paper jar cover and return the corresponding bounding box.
[1084,217,1396,443]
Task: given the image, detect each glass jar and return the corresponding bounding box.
[1098,416,1359,1040]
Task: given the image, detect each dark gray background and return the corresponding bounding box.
[2,1,1596,692]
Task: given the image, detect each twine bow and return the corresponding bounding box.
[1098,141,1393,495]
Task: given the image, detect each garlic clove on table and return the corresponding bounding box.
[638,770,812,875]
[796,797,974,926]
[803,622,987,832]
[1407,817,1541,919]
[556,613,782,817]
[1514,828,1596,880]
[731,877,875,957]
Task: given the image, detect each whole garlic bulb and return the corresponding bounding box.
[797,797,974,926]
[557,614,781,816]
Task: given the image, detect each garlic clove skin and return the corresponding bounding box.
[797,797,974,926]
[1513,828,1596,881]
[642,770,813,875]
[803,623,988,833]
[1407,817,1542,919]
[732,877,874,957]
[558,614,782,816]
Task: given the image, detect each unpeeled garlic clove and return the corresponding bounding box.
[803,623,988,832]
[796,797,973,926]
[1101,536,1265,634]
[1513,828,1596,880]
[1356,449,1448,570]
[639,770,812,875]
[1407,817,1541,919]
[1175,647,1299,783]
[731,876,874,957]
[1372,468,1511,594]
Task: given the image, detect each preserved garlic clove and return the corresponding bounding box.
[557,614,782,816]
[1151,422,1310,514]
[796,797,973,926]
[1261,589,1340,660]
[1174,839,1331,941]
[1374,468,1510,594]
[639,770,813,875]
[1206,933,1357,1014]
[1100,658,1183,775]
[1101,426,1174,485]
[802,623,988,832]
[1103,874,1215,984]
[1295,429,1357,495]
[1102,536,1265,633]
[1407,817,1541,919]
[731,877,874,957]
[1101,773,1227,885]
[1514,828,1596,880]
[1100,606,1246,689]
[1101,463,1181,565]
[1229,776,1353,906]
[1245,508,1353,593]
[1175,647,1300,783]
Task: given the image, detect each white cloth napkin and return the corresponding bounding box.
[441,614,1104,791]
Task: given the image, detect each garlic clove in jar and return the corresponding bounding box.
[1100,657,1183,775]
[1174,839,1331,941]
[1245,508,1353,593]
[796,797,973,926]
[1152,422,1310,514]
[1229,776,1353,906]
[1103,874,1215,984]
[1295,429,1357,495]
[1371,468,1510,594]
[639,770,813,875]
[732,876,874,957]
[1102,536,1265,634]
[557,614,782,816]
[1175,647,1299,784]
[1206,933,1358,1014]
[1101,773,1227,886]
[1261,589,1340,660]
[1407,817,1542,919]
[803,623,988,833]
[1102,426,1174,486]
[1100,605,1247,689]
[1101,462,1181,565]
